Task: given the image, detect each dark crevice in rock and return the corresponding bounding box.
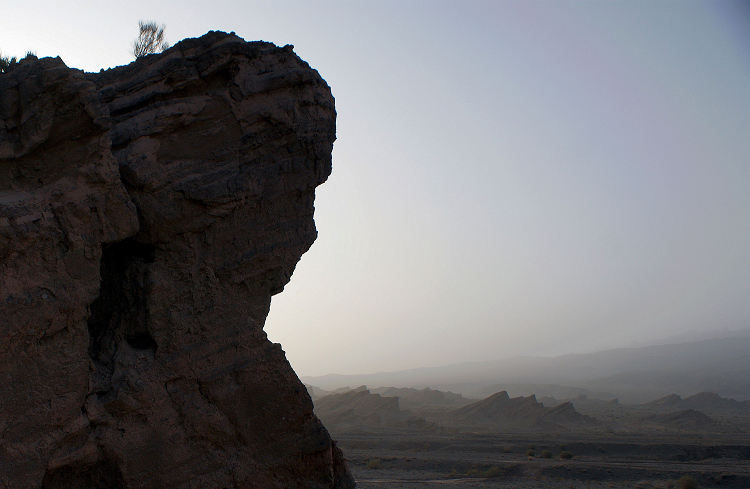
[87,237,156,369]
[108,98,155,119]
[41,459,125,489]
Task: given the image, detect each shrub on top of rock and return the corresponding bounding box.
[132,21,169,58]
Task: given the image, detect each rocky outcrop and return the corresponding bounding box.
[647,392,750,412]
[542,401,600,428]
[0,31,353,488]
[448,391,599,430]
[313,389,404,427]
[643,409,741,433]
[370,386,472,410]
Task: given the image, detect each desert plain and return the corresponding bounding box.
[310,386,750,488]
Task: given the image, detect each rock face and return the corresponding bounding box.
[0,31,353,488]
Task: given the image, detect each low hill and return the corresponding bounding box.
[305,384,331,400]
[643,409,741,433]
[370,386,474,410]
[647,409,715,429]
[544,401,601,427]
[446,391,599,430]
[463,383,617,401]
[647,393,683,407]
[681,392,750,411]
[451,391,544,423]
[313,389,403,427]
[647,392,750,412]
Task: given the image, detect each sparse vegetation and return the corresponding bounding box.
[482,466,503,478]
[0,53,17,73]
[676,475,698,489]
[0,51,36,74]
[132,21,169,58]
[542,449,552,458]
[526,449,536,457]
[365,458,381,469]
[560,450,573,459]
[452,465,504,478]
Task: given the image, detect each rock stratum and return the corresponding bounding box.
[0,31,354,488]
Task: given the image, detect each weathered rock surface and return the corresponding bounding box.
[0,31,353,488]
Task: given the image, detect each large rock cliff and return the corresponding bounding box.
[0,31,353,488]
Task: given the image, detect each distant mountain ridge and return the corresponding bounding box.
[303,336,750,403]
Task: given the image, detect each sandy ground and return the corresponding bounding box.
[334,429,750,489]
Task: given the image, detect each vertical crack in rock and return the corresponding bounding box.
[87,238,156,381]
[1,31,353,488]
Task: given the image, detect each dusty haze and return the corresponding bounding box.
[3,0,748,376]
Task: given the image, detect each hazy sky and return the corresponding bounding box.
[4,1,748,376]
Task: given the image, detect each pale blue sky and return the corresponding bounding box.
[4,1,748,376]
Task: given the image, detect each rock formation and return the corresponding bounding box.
[448,391,599,430]
[644,409,741,433]
[0,31,354,488]
[370,386,472,410]
[647,392,750,412]
[313,389,404,427]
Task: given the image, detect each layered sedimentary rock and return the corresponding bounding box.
[314,389,404,427]
[0,31,353,488]
[449,391,599,430]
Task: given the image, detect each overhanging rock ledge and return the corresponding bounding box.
[0,31,354,488]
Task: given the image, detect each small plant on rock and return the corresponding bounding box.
[0,53,17,73]
[132,21,169,58]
